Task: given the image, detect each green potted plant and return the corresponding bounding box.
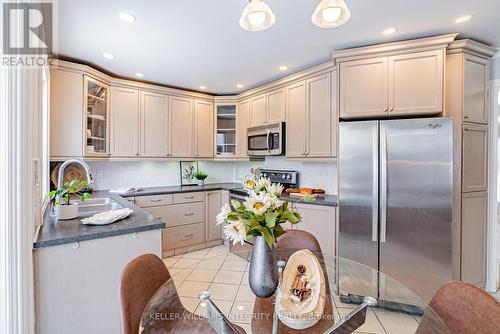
[48,179,91,220]
[193,170,208,186]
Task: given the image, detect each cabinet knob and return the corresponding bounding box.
[464,115,469,119]
[384,108,389,112]
[464,127,469,131]
[389,108,394,112]
[184,212,195,216]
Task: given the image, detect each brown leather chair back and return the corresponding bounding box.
[416,281,500,334]
[120,254,171,334]
[277,229,322,252]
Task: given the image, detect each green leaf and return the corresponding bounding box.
[48,190,56,198]
[273,224,286,239]
[63,181,69,187]
[69,186,77,193]
[69,179,78,187]
[265,211,278,229]
[261,228,275,248]
[80,195,85,202]
[54,201,62,207]
[231,199,241,209]
[80,180,88,187]
[83,192,91,199]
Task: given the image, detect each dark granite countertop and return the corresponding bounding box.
[34,182,337,249]
[34,190,165,249]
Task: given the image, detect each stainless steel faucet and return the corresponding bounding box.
[57,159,93,200]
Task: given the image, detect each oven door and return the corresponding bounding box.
[247,122,284,156]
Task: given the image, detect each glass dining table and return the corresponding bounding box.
[139,247,450,334]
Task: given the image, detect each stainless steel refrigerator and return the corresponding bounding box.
[338,117,453,304]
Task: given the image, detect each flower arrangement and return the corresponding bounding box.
[217,171,312,248]
[48,179,91,207]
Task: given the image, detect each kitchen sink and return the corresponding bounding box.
[74,198,124,217]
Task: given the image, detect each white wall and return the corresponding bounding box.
[87,158,338,194]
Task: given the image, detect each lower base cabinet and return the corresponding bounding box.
[163,223,205,250]
[34,230,162,334]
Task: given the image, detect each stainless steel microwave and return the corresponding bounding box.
[247,122,285,156]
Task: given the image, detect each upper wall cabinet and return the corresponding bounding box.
[286,71,336,159]
[170,96,194,158]
[140,91,169,157]
[194,99,214,158]
[236,100,250,158]
[84,77,110,157]
[339,50,444,119]
[110,87,140,157]
[463,55,489,124]
[249,88,286,127]
[250,94,267,127]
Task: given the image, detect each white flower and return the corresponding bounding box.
[244,192,272,215]
[270,196,284,209]
[223,220,247,245]
[255,177,271,191]
[216,203,232,226]
[266,183,284,197]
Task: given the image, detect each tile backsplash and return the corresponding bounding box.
[85,157,338,194]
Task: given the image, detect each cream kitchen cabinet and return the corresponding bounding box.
[293,204,336,258]
[169,96,194,158]
[463,55,489,124]
[286,72,335,159]
[236,99,250,158]
[194,99,214,158]
[462,124,488,192]
[267,87,286,123]
[140,91,169,157]
[461,191,487,287]
[110,87,140,157]
[339,50,444,118]
[206,191,222,242]
[250,94,267,127]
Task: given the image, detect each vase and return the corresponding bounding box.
[248,236,278,298]
[197,179,205,186]
[56,202,78,220]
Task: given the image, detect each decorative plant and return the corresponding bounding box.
[194,170,208,180]
[217,171,315,248]
[48,179,91,207]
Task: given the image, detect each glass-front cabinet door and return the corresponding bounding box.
[84,76,110,157]
[216,104,236,156]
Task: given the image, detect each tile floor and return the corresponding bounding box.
[164,245,423,334]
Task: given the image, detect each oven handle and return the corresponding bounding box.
[266,130,271,152]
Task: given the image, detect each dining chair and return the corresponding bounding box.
[120,253,246,334]
[415,281,500,334]
[276,229,322,252]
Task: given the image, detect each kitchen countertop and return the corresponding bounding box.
[34,182,338,249]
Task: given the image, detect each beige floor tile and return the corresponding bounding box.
[177,281,211,298]
[226,253,250,262]
[168,267,181,276]
[206,245,230,257]
[182,248,210,259]
[337,308,386,334]
[186,269,218,282]
[235,285,256,303]
[163,257,179,268]
[241,272,249,285]
[221,260,248,272]
[230,301,255,324]
[214,270,244,285]
[180,297,200,313]
[195,299,233,317]
[208,283,240,301]
[233,322,252,334]
[172,258,201,269]
[171,268,193,285]
[197,258,226,270]
[373,309,418,334]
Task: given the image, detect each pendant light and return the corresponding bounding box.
[311,0,351,28]
[239,0,276,32]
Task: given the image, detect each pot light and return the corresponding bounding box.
[383,27,396,36]
[455,14,472,23]
[239,0,276,32]
[199,86,207,90]
[311,0,351,28]
[279,66,288,71]
[237,84,244,88]
[119,12,136,23]
[135,72,144,78]
[102,52,114,59]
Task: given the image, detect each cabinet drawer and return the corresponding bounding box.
[173,192,204,204]
[136,194,173,208]
[145,202,204,227]
[163,223,204,250]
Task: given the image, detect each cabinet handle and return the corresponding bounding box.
[464,127,469,131]
[184,212,195,216]
[72,242,79,249]
[185,196,195,199]
[150,199,163,202]
[464,115,469,119]
[384,108,389,112]
[389,108,394,112]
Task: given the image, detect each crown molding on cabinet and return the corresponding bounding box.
[332,33,458,63]
[446,39,498,59]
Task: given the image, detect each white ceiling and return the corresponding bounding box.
[57,0,500,95]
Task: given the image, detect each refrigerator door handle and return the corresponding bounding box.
[371,128,379,242]
[380,127,387,243]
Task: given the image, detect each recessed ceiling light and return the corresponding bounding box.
[119,12,136,23]
[279,66,288,71]
[237,84,244,88]
[135,73,144,78]
[102,52,114,59]
[199,86,207,90]
[383,28,396,36]
[455,14,472,23]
